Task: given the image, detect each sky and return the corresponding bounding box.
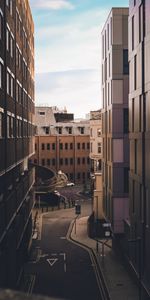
[29,0,129,118]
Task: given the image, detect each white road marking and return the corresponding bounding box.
[51,253,57,256]
[47,258,58,266]
[60,237,66,239]
[60,253,67,272]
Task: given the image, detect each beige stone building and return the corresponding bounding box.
[90,110,103,221]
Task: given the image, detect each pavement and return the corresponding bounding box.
[70,216,139,300]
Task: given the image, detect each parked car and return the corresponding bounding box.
[66,182,75,186]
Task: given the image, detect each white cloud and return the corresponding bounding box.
[35,69,102,118]
[30,0,74,10]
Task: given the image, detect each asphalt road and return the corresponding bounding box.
[25,200,101,300]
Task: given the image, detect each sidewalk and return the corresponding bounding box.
[70,216,139,300]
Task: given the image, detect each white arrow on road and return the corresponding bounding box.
[47,258,58,267]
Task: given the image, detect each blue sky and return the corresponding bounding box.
[30,0,129,118]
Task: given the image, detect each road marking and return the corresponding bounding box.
[47,258,58,266]
[60,253,67,273]
[60,237,66,239]
[51,253,57,256]
[60,252,66,260]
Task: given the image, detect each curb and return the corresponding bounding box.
[67,218,111,300]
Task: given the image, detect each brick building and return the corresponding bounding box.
[31,107,90,184]
[0,0,35,288]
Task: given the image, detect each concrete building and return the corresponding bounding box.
[101,8,129,234]
[128,0,150,295]
[31,107,90,184]
[89,110,103,222]
[0,0,35,288]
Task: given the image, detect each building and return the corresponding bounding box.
[90,109,102,173]
[128,0,150,295]
[31,106,90,184]
[89,110,104,223]
[0,0,35,288]
[101,8,129,234]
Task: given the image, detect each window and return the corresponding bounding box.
[59,143,63,150]
[52,158,55,166]
[41,143,45,150]
[87,142,90,150]
[123,108,129,133]
[68,127,72,134]
[0,62,3,89]
[97,128,101,137]
[0,12,3,40]
[139,95,142,132]
[47,159,50,166]
[70,143,73,150]
[42,159,45,166]
[90,143,93,152]
[7,69,14,98]
[134,55,137,90]
[52,143,55,150]
[39,111,45,115]
[77,158,80,165]
[80,127,84,134]
[45,127,49,134]
[77,143,80,150]
[65,158,68,165]
[65,143,68,150]
[60,158,63,165]
[123,50,129,75]
[47,143,50,150]
[135,140,137,174]
[82,157,85,164]
[82,172,85,179]
[87,157,90,164]
[107,23,109,50]
[58,127,62,134]
[132,16,134,50]
[35,143,37,151]
[82,143,85,149]
[7,115,14,138]
[139,5,142,43]
[70,158,73,165]
[77,173,81,180]
[90,128,92,137]
[132,99,134,132]
[34,159,37,164]
[98,143,102,154]
[124,168,129,193]
[6,0,13,15]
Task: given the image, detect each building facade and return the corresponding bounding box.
[89,110,104,222]
[90,109,102,173]
[102,8,129,234]
[31,107,90,184]
[0,0,35,288]
[128,0,150,294]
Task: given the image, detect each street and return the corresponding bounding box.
[24,197,102,300]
